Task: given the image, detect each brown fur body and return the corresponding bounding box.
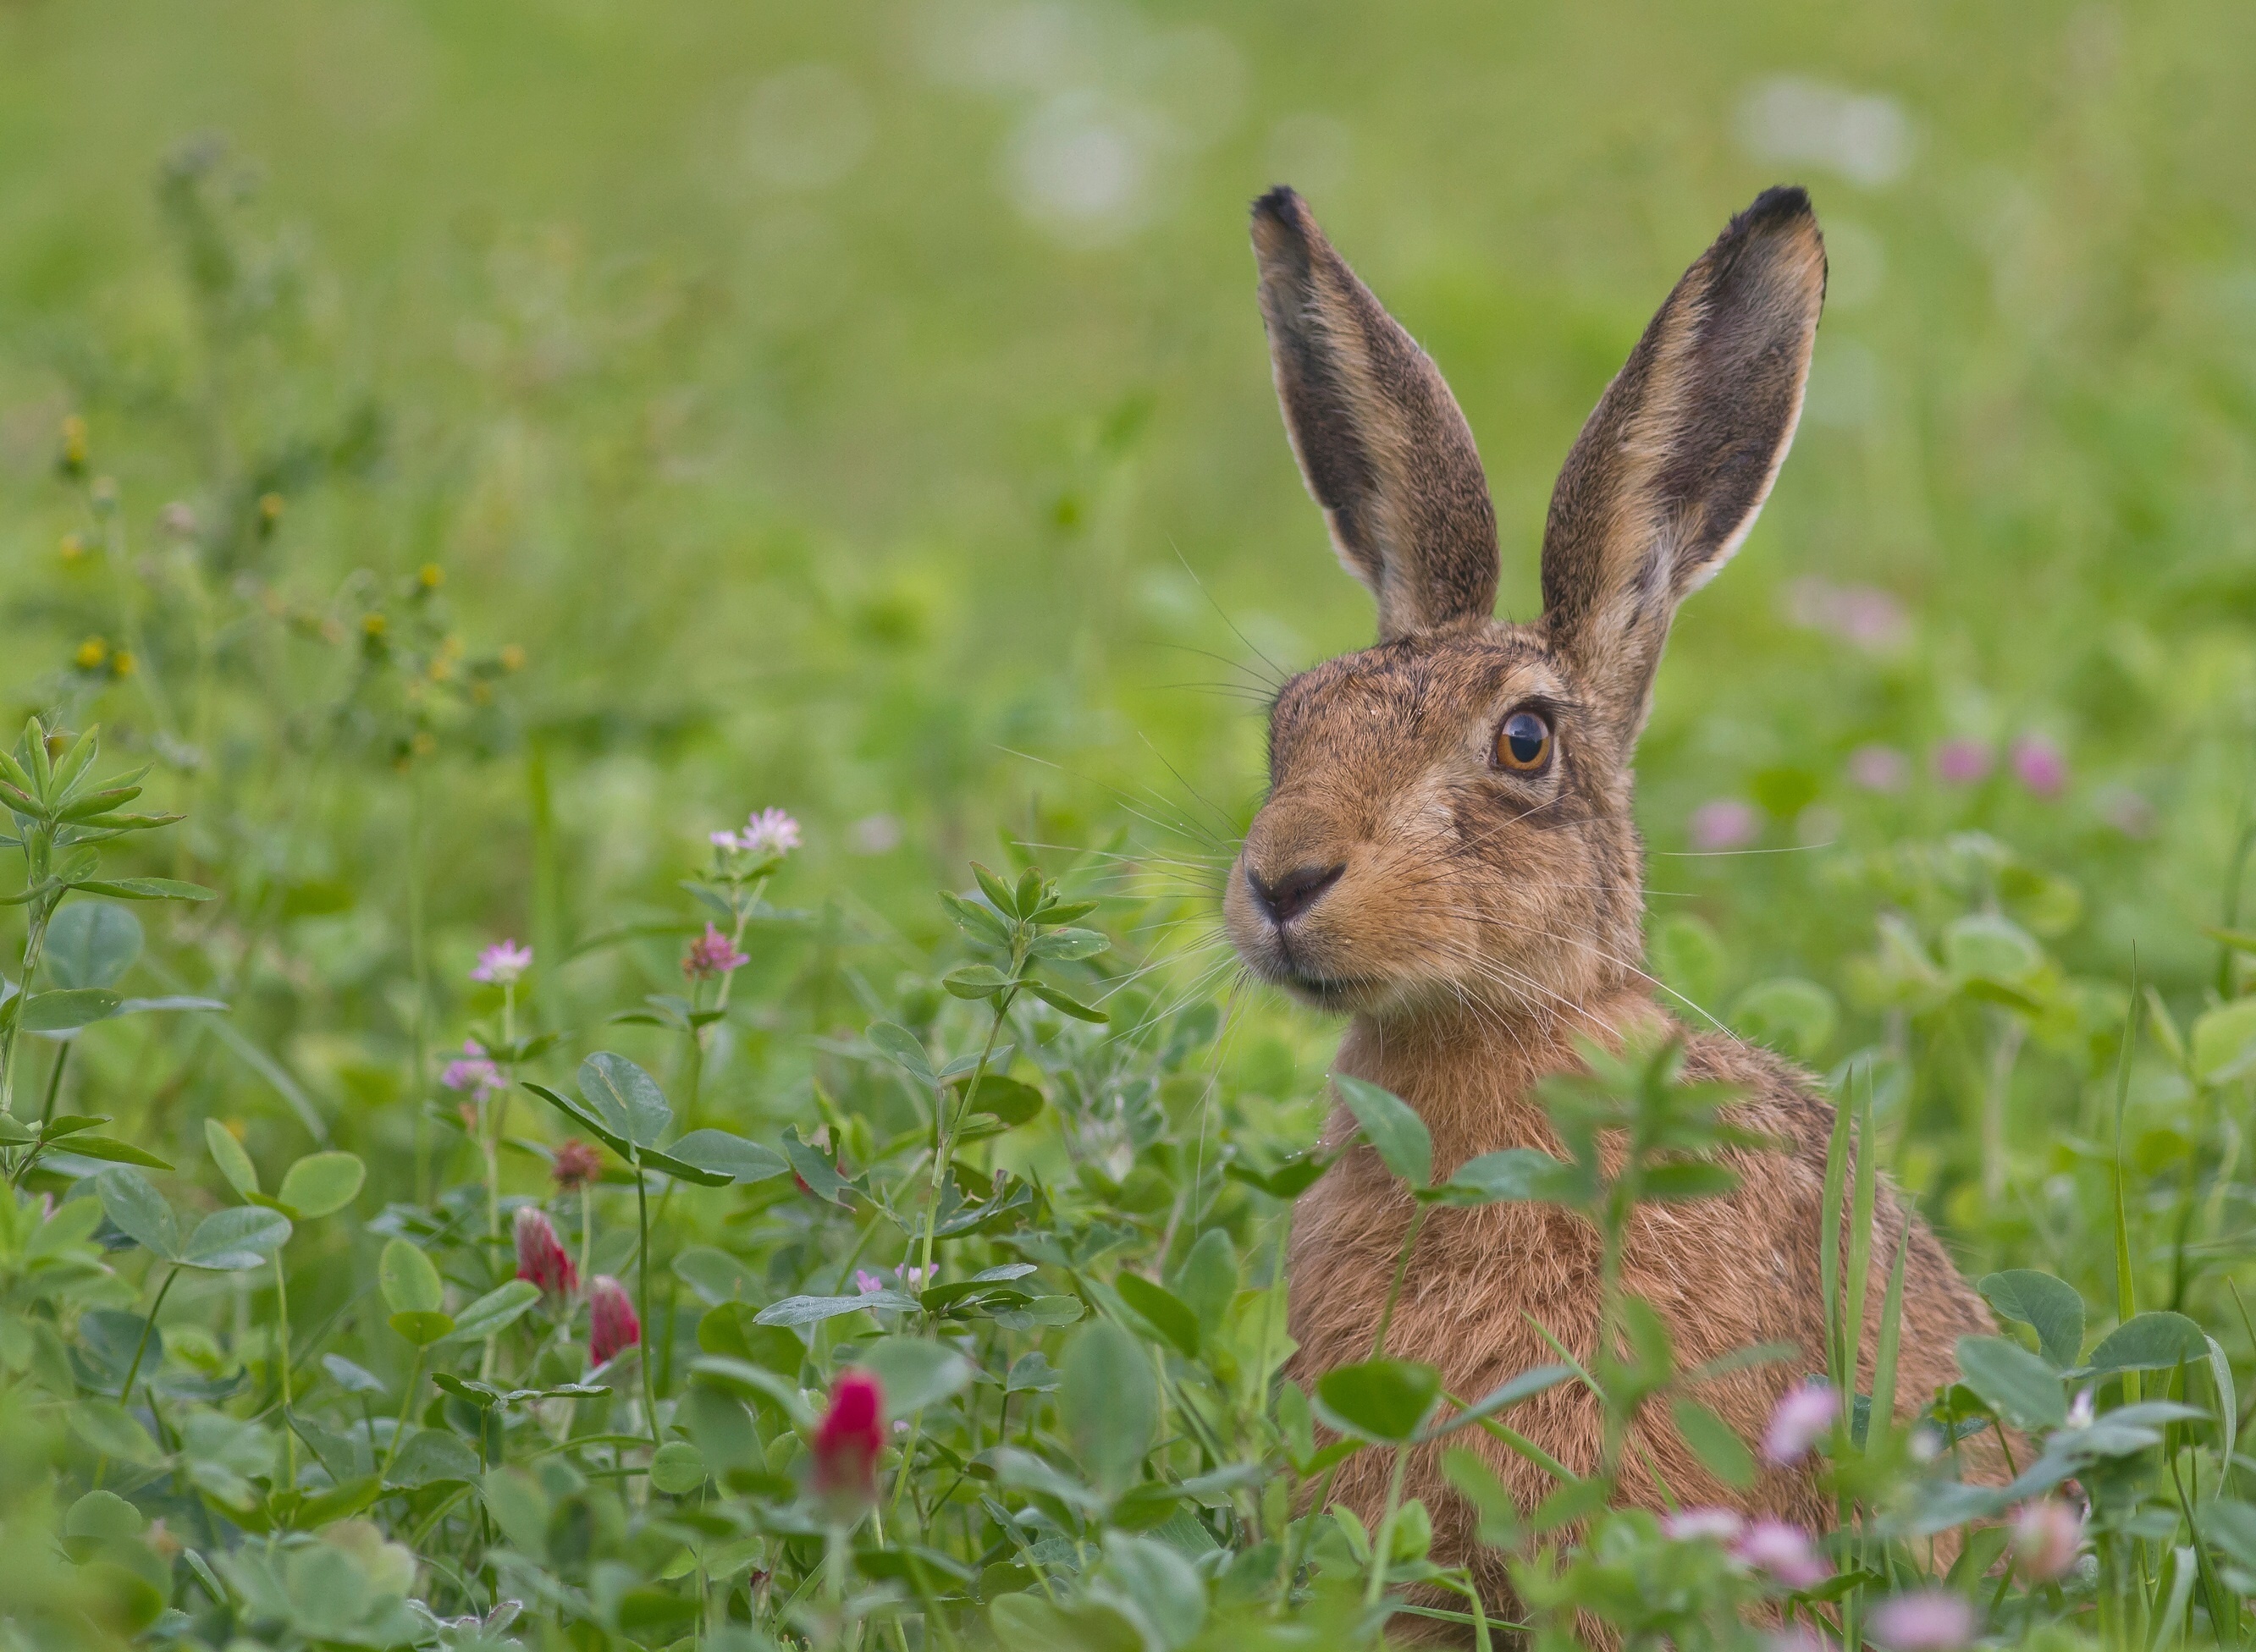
[1222,184,1999,1621]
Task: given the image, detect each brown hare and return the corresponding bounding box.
[1222,184,1997,1612]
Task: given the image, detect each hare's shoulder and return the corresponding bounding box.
[1677,1027,1838,1170]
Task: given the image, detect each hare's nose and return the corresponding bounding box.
[1245,861,1345,926]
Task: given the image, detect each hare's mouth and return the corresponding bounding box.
[1267,965,1391,1012]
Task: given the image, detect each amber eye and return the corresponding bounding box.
[1495,709,1553,773]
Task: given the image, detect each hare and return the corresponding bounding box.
[1222,185,1998,1615]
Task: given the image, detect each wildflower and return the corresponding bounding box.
[59,532,85,560]
[499,643,526,671]
[1848,744,1910,792]
[2066,1388,2094,1429]
[552,1138,602,1191]
[1764,1381,1839,1465]
[258,491,285,526]
[111,650,135,677]
[418,563,444,590]
[739,807,801,856]
[60,413,88,471]
[1768,1628,1834,1652]
[682,922,750,980]
[161,501,196,537]
[811,1368,885,1518]
[854,1269,885,1295]
[1867,1590,1975,1652]
[1784,578,1911,653]
[1663,1507,1746,1543]
[471,939,533,985]
[1932,738,1991,785]
[2010,1499,2082,1582]
[2011,734,2067,799]
[1689,798,1760,852]
[74,637,108,671]
[588,1276,640,1365]
[441,1040,505,1097]
[513,1207,577,1297]
[1735,1520,1831,1590]
[362,613,387,638]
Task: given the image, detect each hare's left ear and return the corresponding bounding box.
[1252,187,1499,640]
[1541,186,1826,739]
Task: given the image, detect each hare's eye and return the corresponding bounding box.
[1495,709,1553,773]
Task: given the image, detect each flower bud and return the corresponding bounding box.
[513,1206,577,1297]
[588,1275,640,1366]
[812,1368,885,1521]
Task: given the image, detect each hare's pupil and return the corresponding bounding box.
[1502,712,1550,768]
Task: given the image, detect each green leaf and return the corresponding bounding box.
[1027,982,1108,1022]
[20,988,121,1031]
[1671,1398,1757,1488]
[69,1398,166,1468]
[856,1335,978,1416]
[1417,1364,1574,1441]
[990,1295,1087,1330]
[64,1489,147,1541]
[942,963,1012,999]
[386,1428,479,1488]
[95,1167,180,1261]
[780,1126,851,1203]
[1978,1269,2085,1369]
[1729,977,1839,1062]
[1956,1334,2067,1429]
[441,1280,542,1344]
[182,1205,291,1269]
[579,1051,671,1148]
[664,1130,790,1185]
[1332,1075,1432,1189]
[521,1082,629,1160]
[1114,1274,1201,1359]
[951,1074,1045,1129]
[379,1237,444,1313]
[1223,1154,1333,1201]
[278,1151,365,1219]
[69,878,216,901]
[2192,999,2256,1085]
[973,863,1020,919]
[1944,912,2045,985]
[204,1120,261,1198]
[753,1293,914,1327]
[44,902,142,989]
[58,1135,173,1169]
[1314,1357,1443,1444]
[1029,928,1109,961]
[1426,1148,1574,1207]
[2084,1310,2208,1374]
[1062,1320,1157,1496]
[648,1441,707,1495]
[388,1310,456,1346]
[865,1021,936,1082]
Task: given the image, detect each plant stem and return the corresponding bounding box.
[276,1253,295,1485]
[381,1346,425,1480]
[38,1039,69,1126]
[1365,1447,1409,1610]
[635,1161,660,1446]
[1371,1203,1427,1356]
[120,1264,181,1410]
[919,994,1011,1283]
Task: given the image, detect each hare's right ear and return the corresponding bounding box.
[1540,186,1826,739]
[1252,187,1499,641]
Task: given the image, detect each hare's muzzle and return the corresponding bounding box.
[1243,860,1344,926]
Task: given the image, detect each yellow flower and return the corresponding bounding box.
[411,730,437,757]
[259,492,284,524]
[362,613,387,637]
[418,563,444,590]
[74,637,108,670]
[427,657,454,682]
[58,532,85,561]
[111,650,135,678]
[499,643,527,673]
[59,415,87,469]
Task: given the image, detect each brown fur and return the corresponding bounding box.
[1227,186,1998,1622]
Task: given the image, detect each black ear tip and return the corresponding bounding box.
[1251,184,1306,229]
[1738,184,1817,234]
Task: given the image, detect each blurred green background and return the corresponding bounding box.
[5,0,2256,1233]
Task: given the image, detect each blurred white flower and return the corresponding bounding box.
[850,812,904,855]
[1737,76,1914,188]
[1003,91,1163,243]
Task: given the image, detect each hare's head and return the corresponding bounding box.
[1225,186,1825,1024]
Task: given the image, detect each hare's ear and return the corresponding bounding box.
[1540,186,1825,735]
[1252,187,1499,640]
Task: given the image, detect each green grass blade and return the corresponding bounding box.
[1821,1093,1851,1389]
[1845,1067,1878,1393]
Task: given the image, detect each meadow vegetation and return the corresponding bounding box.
[4,3,2256,1648]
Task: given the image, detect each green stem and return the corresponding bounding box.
[919,993,1012,1284]
[37,1039,69,1126]
[635,1162,660,1446]
[380,1346,425,1480]
[1365,1448,1409,1610]
[408,773,429,1203]
[1,888,59,1119]
[120,1264,181,1409]
[1371,1203,1427,1357]
[276,1253,295,1486]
